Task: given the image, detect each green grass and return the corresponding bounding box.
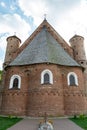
[70,116,87,130]
[0,116,22,130]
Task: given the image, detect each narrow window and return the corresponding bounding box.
[13,78,19,88]
[9,75,21,89]
[41,69,53,84]
[44,73,50,84]
[69,75,75,86]
[67,72,78,86]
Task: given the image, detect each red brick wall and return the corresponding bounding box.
[1,64,86,116]
[1,91,28,116]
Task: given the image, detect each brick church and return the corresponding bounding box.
[0,19,87,116]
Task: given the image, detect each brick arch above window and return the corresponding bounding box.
[9,75,21,89]
[67,72,78,86]
[41,69,53,84]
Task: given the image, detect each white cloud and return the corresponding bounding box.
[0,13,31,70]
[2,14,31,37]
[57,0,87,54]
[18,0,48,25]
[0,14,31,41]
[17,0,87,37]
[17,0,87,56]
[0,2,6,7]
[17,0,80,26]
[1,0,87,69]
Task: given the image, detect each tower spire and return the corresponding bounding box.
[44,14,47,20]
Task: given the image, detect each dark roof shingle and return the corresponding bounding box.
[10,26,80,67]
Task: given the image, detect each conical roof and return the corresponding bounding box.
[10,25,80,67]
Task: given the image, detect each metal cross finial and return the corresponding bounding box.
[14,32,16,36]
[44,14,47,20]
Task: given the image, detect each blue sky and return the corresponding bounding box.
[0,0,87,70]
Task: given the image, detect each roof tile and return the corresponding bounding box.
[9,26,80,67]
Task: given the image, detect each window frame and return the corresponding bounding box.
[67,72,78,86]
[9,75,21,89]
[41,69,53,84]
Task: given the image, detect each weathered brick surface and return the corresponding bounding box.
[1,64,87,116]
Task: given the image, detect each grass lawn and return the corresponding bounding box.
[0,116,22,130]
[70,116,87,130]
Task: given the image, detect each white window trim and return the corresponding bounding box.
[9,75,21,89]
[67,72,78,86]
[41,69,53,84]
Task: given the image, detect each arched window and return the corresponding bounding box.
[13,78,19,88]
[69,75,75,85]
[41,69,53,84]
[44,73,50,84]
[9,75,21,89]
[67,72,78,86]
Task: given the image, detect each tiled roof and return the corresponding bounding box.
[10,26,80,67]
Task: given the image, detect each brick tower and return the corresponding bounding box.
[70,35,87,93]
[69,35,86,67]
[4,35,21,68]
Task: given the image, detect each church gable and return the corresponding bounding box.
[16,19,73,58]
[9,25,80,67]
